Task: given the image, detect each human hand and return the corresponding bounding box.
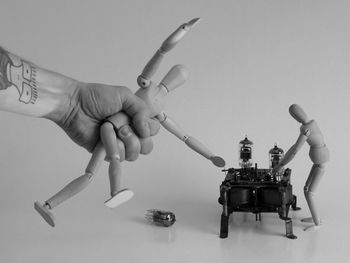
[53,82,160,159]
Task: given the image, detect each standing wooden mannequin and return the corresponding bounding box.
[273,104,330,231]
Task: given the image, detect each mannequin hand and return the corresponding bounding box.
[53,82,160,157]
[272,165,282,175]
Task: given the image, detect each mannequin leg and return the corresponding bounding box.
[101,122,133,208]
[109,159,121,196]
[45,172,95,209]
[303,164,325,231]
[104,159,134,208]
[34,143,106,227]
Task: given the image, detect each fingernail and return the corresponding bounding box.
[119,126,132,137]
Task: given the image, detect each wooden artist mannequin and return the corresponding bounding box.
[272,104,330,231]
[34,18,226,227]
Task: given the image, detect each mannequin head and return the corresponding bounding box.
[289,104,309,124]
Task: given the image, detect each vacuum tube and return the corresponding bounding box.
[269,144,284,169]
[239,137,253,168]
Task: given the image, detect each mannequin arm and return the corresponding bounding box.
[159,113,225,167]
[272,133,307,175]
[279,133,308,167]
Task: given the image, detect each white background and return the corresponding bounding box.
[0,1,348,262]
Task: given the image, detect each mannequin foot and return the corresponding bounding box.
[104,189,134,208]
[34,201,55,227]
[302,217,322,231]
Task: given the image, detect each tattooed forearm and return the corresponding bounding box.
[0,45,77,120]
[0,46,38,104]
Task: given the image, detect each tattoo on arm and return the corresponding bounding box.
[0,46,38,104]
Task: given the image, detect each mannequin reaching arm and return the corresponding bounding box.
[272,132,308,174]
